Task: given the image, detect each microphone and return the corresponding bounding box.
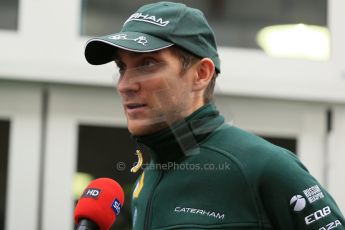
[74,178,125,230]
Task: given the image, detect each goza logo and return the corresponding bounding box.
[111,199,122,216]
[290,195,306,211]
[319,220,342,230]
[81,188,101,199]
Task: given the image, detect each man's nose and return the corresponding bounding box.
[117,71,140,94]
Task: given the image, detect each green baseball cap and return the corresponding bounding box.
[84,1,221,73]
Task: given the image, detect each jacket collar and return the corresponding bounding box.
[133,103,224,163]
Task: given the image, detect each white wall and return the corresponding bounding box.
[0,82,42,230]
[329,106,345,210]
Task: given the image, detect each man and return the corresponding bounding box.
[84,1,345,229]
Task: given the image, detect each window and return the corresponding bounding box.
[75,124,150,229]
[261,136,297,154]
[184,0,327,49]
[0,120,10,230]
[0,0,19,30]
[80,0,327,50]
[80,0,146,36]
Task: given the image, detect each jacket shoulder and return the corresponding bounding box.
[202,124,301,169]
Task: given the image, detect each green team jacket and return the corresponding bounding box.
[131,103,345,230]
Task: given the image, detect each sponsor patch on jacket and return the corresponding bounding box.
[174,207,225,220]
[290,194,307,211]
[303,185,324,203]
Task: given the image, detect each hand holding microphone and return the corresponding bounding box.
[74,178,125,230]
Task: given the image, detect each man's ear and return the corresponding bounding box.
[192,58,215,91]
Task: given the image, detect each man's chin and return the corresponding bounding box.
[127,119,168,136]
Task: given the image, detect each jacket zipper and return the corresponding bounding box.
[143,170,164,230]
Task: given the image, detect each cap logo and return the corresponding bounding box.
[124,12,169,27]
[109,34,148,46]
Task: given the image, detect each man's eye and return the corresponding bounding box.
[142,60,156,68]
[139,60,162,73]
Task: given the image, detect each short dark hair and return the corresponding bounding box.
[170,46,218,104]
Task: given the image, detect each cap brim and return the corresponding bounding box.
[84,32,173,65]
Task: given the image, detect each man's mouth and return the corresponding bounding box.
[126,103,147,110]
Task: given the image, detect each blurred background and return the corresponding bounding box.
[1,0,345,229]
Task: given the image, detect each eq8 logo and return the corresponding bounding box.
[81,188,101,199]
[305,206,331,225]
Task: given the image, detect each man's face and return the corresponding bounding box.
[116,48,201,136]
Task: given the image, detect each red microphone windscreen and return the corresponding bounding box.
[74,178,125,230]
